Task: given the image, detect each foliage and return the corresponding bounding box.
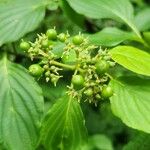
[0,0,150,150]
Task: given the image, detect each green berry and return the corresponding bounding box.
[20,41,30,51]
[39,58,49,65]
[45,71,50,77]
[46,29,57,40]
[41,39,49,48]
[61,49,76,65]
[95,60,109,75]
[58,33,66,42]
[101,86,113,99]
[43,65,49,70]
[95,94,101,100]
[84,88,93,96]
[71,74,84,89]
[51,77,59,86]
[72,35,84,45]
[29,64,44,77]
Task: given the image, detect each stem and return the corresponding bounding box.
[2,51,7,60]
[50,60,85,73]
[105,73,113,80]
[50,60,75,70]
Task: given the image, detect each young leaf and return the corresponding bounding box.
[123,133,150,150]
[66,0,141,37]
[60,0,85,28]
[0,56,44,150]
[0,0,46,46]
[110,46,150,76]
[110,76,150,133]
[135,8,150,31]
[40,95,87,150]
[88,27,140,47]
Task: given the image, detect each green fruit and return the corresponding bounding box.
[43,65,49,70]
[45,71,50,77]
[95,60,109,75]
[95,94,101,100]
[58,33,66,42]
[41,39,49,48]
[84,88,93,96]
[101,86,113,99]
[71,74,84,89]
[29,64,44,77]
[61,49,76,64]
[51,77,58,83]
[20,41,30,51]
[72,35,84,45]
[39,58,49,65]
[46,29,57,40]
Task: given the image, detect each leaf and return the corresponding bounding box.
[110,46,150,76]
[39,80,67,101]
[40,95,87,150]
[143,32,150,46]
[110,76,150,133]
[82,134,113,150]
[135,8,150,31]
[88,27,139,47]
[0,0,46,46]
[123,133,150,150]
[0,55,44,150]
[47,0,59,11]
[60,0,85,28]
[67,0,141,37]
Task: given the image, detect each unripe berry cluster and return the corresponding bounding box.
[20,28,115,105]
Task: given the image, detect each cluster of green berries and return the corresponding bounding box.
[20,28,115,104]
[68,58,114,104]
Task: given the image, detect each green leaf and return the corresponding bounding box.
[0,0,46,46]
[135,8,150,31]
[60,0,85,28]
[88,27,139,47]
[47,0,59,11]
[67,0,141,37]
[40,95,87,150]
[0,56,44,150]
[82,134,113,150]
[123,133,150,150]
[39,80,67,101]
[110,76,150,133]
[143,32,150,46]
[110,46,150,76]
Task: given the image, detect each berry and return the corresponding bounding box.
[71,74,84,89]
[41,39,49,48]
[29,64,44,77]
[58,33,66,42]
[95,60,109,75]
[72,35,84,45]
[61,49,76,64]
[46,29,57,40]
[45,71,50,77]
[95,94,101,100]
[101,86,113,99]
[84,88,93,97]
[20,41,30,51]
[51,77,59,86]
